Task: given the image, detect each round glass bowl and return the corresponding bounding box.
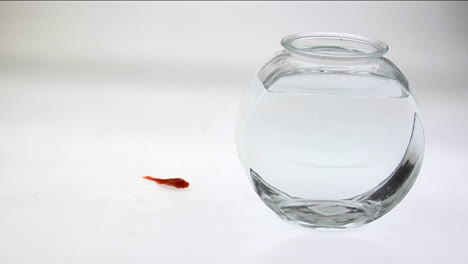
[236,33,425,229]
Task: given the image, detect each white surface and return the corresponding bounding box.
[0,2,467,263]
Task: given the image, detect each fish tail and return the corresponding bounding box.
[142,176,164,184]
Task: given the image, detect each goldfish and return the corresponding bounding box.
[142,176,190,188]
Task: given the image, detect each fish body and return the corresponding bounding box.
[143,176,190,188]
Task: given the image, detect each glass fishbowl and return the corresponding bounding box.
[236,33,425,229]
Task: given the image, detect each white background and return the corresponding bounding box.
[1,2,467,263]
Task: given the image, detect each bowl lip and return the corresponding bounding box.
[281,32,389,60]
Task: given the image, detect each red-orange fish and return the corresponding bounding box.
[142,176,190,188]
